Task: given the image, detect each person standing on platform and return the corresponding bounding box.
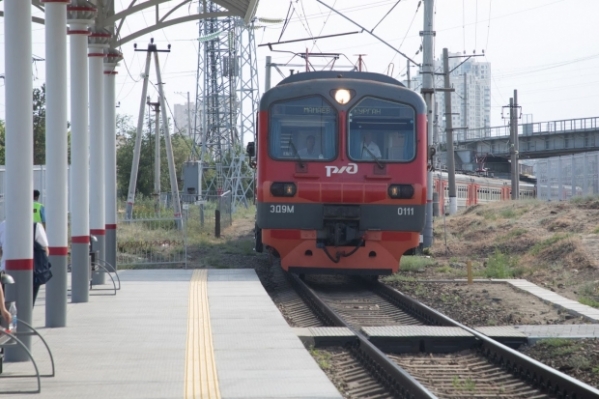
[0,219,49,306]
[0,280,11,325]
[33,190,46,228]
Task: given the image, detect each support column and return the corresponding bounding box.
[4,0,33,362]
[68,2,96,303]
[88,29,110,285]
[421,0,435,246]
[104,50,122,272]
[43,0,70,327]
[443,48,458,215]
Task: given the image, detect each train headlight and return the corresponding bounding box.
[388,184,414,199]
[271,182,296,197]
[334,89,351,104]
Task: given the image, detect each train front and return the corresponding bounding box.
[254,71,427,275]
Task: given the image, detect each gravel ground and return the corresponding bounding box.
[383,279,599,390]
[383,280,591,326]
[520,338,599,388]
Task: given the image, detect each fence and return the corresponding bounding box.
[536,151,599,201]
[117,209,187,268]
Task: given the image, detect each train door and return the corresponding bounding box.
[501,186,510,200]
[468,184,478,206]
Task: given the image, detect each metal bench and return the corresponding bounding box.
[0,273,55,394]
[67,236,121,295]
[0,319,56,394]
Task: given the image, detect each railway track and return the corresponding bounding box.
[279,272,599,399]
[389,351,551,398]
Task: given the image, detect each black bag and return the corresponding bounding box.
[33,223,52,286]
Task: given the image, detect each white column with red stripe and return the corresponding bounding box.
[4,0,34,361]
[88,28,110,285]
[104,49,122,272]
[68,2,96,303]
[43,0,70,327]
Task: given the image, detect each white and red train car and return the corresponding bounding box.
[433,172,536,214]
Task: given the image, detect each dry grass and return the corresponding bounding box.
[428,198,599,303]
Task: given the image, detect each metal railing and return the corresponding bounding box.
[438,116,599,143]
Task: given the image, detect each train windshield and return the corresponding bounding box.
[269,96,337,161]
[347,97,416,162]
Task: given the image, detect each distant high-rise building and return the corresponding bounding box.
[173,102,196,137]
[407,52,491,143]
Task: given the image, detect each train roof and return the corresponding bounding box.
[277,71,405,87]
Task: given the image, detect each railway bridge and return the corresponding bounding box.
[437,116,599,173]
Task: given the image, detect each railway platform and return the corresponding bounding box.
[0,269,342,399]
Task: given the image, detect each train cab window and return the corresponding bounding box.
[268,96,337,161]
[347,97,416,162]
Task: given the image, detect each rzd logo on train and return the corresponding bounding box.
[325,163,358,177]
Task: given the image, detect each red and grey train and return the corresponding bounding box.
[249,71,427,275]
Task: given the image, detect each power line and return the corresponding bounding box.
[494,52,599,79]
[485,0,492,52]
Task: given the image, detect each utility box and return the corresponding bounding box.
[182,161,202,202]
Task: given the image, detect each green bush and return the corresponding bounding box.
[482,249,522,278]
[529,233,571,256]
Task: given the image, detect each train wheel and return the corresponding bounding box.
[254,223,263,253]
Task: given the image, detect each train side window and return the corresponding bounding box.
[347,97,416,162]
[268,96,337,161]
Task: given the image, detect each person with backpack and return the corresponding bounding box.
[0,220,49,306]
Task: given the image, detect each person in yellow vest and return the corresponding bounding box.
[34,189,46,228]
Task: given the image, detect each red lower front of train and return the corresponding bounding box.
[264,229,420,274]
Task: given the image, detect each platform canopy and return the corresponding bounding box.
[214,0,260,24]
[22,0,260,47]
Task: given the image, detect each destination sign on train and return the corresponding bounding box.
[351,107,413,118]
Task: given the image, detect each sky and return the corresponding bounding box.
[0,0,598,131]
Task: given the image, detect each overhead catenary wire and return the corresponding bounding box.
[310,0,337,53]
[293,0,323,55]
[277,2,294,42]
[389,0,421,78]
[485,0,492,52]
[371,0,402,33]
[462,0,466,53]
[474,0,479,51]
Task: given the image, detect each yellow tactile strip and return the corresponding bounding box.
[185,269,221,399]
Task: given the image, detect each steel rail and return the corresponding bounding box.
[288,274,437,399]
[370,280,599,398]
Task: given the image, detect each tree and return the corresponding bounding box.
[0,85,49,165]
[116,116,193,199]
[0,120,5,165]
[33,85,46,165]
